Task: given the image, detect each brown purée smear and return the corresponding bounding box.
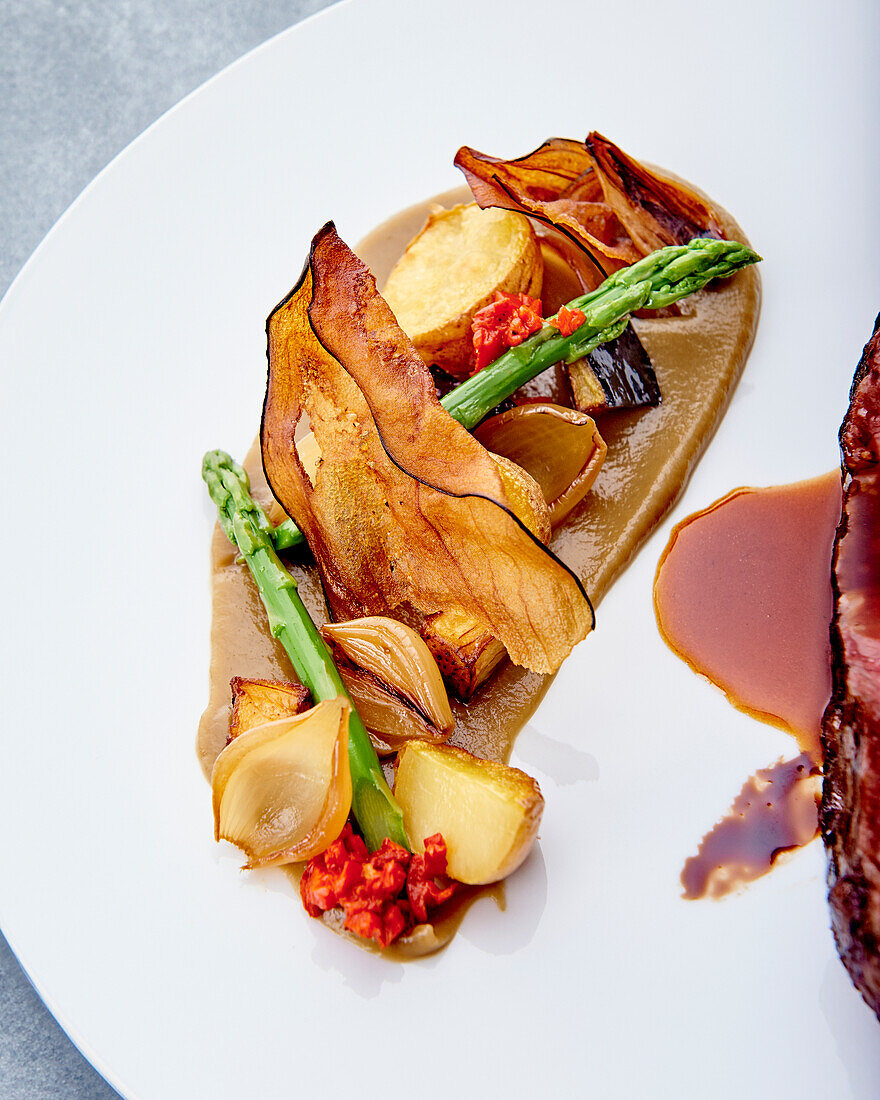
[198,188,759,782]
[655,473,842,898]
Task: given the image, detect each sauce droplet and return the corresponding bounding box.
[680,754,822,899]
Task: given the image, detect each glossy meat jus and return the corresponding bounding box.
[655,474,840,897]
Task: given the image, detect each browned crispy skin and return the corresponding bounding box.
[228,677,310,742]
[822,313,880,1019]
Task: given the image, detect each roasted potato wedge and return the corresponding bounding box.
[228,677,310,741]
[420,609,508,700]
[382,203,542,378]
[395,741,544,885]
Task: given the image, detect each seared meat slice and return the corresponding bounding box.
[822,313,880,1019]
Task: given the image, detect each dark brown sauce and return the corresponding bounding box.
[681,754,822,899]
[654,472,841,897]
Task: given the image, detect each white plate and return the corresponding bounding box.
[1,0,879,1096]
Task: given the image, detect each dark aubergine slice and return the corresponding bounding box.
[568,322,661,416]
[822,312,880,1020]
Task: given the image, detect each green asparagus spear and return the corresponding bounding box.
[271,518,304,551]
[441,237,760,428]
[202,449,410,852]
[265,235,759,551]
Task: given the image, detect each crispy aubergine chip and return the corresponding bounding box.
[584,133,724,254]
[455,136,635,276]
[262,223,594,675]
[454,131,724,275]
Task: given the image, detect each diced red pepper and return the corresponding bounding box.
[407,833,458,922]
[471,292,544,374]
[345,900,408,948]
[348,839,410,913]
[300,824,367,916]
[551,305,586,337]
[300,824,459,947]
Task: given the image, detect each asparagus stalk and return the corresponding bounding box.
[272,520,304,551]
[441,237,760,428]
[202,449,410,852]
[267,236,759,551]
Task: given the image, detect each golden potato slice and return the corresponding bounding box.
[394,741,544,884]
[382,203,542,377]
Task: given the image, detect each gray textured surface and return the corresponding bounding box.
[0,4,333,1096]
[0,0,333,296]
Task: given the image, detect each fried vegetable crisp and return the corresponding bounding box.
[455,132,724,276]
[262,223,594,675]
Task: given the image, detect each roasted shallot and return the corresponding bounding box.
[475,403,607,527]
[321,616,454,753]
[211,698,352,868]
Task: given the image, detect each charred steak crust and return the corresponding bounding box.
[822,312,880,1019]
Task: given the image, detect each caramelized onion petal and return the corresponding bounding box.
[475,404,607,527]
[321,616,454,738]
[262,223,594,674]
[455,138,635,276]
[211,698,352,868]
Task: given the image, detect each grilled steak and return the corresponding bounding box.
[822,313,880,1019]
